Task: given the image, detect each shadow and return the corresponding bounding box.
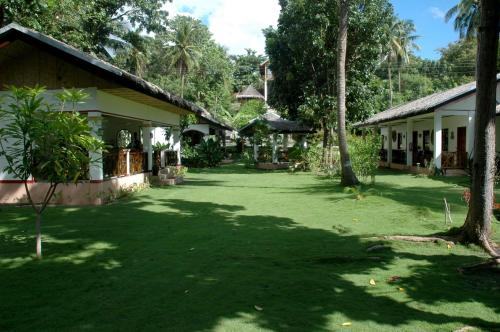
[1,195,499,331]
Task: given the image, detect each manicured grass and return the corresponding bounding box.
[0,164,499,331]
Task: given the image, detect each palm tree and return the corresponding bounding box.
[394,20,420,93]
[167,19,202,98]
[337,0,359,186]
[383,19,420,104]
[445,0,480,39]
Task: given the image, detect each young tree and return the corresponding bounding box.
[0,87,105,259]
[337,0,359,186]
[459,0,499,261]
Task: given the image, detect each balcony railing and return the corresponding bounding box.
[103,149,147,178]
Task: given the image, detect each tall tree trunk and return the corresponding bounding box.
[337,0,359,187]
[180,74,185,99]
[388,60,393,107]
[397,65,402,93]
[459,0,499,258]
[36,212,42,259]
[322,117,329,163]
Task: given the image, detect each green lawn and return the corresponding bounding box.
[1,164,499,331]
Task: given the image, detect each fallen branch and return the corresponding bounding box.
[458,258,499,274]
[380,235,456,246]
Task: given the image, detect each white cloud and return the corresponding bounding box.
[164,0,281,55]
[429,6,446,20]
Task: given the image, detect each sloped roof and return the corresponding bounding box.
[236,85,265,100]
[239,109,314,135]
[355,75,500,127]
[0,23,231,129]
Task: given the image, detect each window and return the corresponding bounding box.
[442,128,449,152]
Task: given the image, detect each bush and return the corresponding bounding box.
[348,133,380,183]
[197,137,224,167]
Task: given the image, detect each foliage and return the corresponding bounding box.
[348,134,380,183]
[264,0,394,126]
[231,49,266,92]
[1,0,170,59]
[197,137,224,167]
[219,100,267,129]
[0,86,104,258]
[445,0,480,39]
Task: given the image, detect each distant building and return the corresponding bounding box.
[235,85,265,105]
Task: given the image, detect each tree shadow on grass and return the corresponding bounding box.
[0,198,499,331]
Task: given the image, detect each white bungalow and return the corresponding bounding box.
[0,23,211,205]
[356,76,500,173]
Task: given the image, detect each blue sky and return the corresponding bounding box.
[164,0,461,59]
[390,0,460,60]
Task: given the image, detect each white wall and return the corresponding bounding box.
[97,90,180,126]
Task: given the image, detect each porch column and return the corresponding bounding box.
[466,111,475,158]
[88,112,103,181]
[283,134,289,151]
[300,135,308,149]
[406,119,413,166]
[272,133,278,163]
[172,127,181,165]
[126,149,131,175]
[434,111,442,169]
[142,123,153,172]
[160,150,166,168]
[387,125,393,165]
[253,139,259,162]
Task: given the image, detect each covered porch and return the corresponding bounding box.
[375,110,475,172]
[87,112,182,182]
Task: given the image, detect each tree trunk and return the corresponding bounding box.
[397,66,402,93]
[459,0,499,257]
[322,117,329,163]
[337,0,359,187]
[180,74,185,99]
[36,212,42,259]
[388,60,393,107]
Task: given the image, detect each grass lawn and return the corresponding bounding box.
[0,164,499,331]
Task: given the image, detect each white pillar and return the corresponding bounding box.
[125,149,131,175]
[142,124,153,172]
[300,136,308,149]
[434,112,442,169]
[283,134,289,151]
[160,150,166,168]
[88,112,103,181]
[406,119,413,166]
[466,111,475,158]
[253,141,259,162]
[387,125,393,165]
[172,128,181,165]
[272,133,278,163]
[264,64,268,102]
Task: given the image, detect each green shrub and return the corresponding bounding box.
[348,133,380,183]
[196,137,224,167]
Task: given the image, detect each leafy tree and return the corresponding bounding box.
[0,87,105,258]
[1,0,170,59]
[265,0,394,159]
[337,0,359,186]
[219,100,267,129]
[231,49,266,93]
[349,133,380,183]
[445,0,480,39]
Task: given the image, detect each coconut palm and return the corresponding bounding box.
[167,19,202,98]
[394,20,420,93]
[383,19,420,105]
[445,0,480,39]
[337,0,359,186]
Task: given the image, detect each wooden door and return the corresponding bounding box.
[457,127,466,168]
